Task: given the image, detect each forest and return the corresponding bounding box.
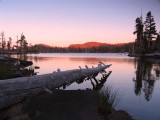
[0,32,133,53]
[133,11,160,54]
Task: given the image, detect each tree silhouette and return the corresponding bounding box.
[16,34,28,53]
[133,17,144,54]
[7,37,12,51]
[144,11,157,52]
[155,33,160,49]
[0,32,6,51]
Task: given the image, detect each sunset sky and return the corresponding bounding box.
[0,0,160,47]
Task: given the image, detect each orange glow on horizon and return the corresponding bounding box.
[0,0,159,47]
[0,21,135,47]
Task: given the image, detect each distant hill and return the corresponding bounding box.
[69,42,131,48]
[35,44,53,48]
[69,42,108,48]
[35,42,132,49]
[28,42,133,53]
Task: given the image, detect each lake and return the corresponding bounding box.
[6,53,160,120]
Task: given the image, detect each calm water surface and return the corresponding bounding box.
[10,53,160,120]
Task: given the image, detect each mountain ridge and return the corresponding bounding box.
[69,42,107,48]
[69,42,131,48]
[35,42,133,48]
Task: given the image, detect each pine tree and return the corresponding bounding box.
[7,37,12,51]
[143,34,148,53]
[17,34,28,53]
[133,17,144,54]
[0,32,5,50]
[144,11,157,52]
[156,32,160,50]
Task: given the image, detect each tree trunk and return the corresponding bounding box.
[0,64,111,110]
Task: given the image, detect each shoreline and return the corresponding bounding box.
[0,90,135,120]
[128,52,160,58]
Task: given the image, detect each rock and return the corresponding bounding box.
[35,66,40,69]
[108,110,135,120]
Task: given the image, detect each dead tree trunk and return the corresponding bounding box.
[0,63,111,110]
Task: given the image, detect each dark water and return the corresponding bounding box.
[0,60,35,80]
[2,53,160,120]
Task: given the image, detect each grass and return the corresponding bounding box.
[97,85,120,119]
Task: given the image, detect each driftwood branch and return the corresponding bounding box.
[0,63,111,110]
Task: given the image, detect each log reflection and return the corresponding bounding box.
[76,70,112,90]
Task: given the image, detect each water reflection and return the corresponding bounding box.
[69,57,134,64]
[57,70,112,91]
[0,54,38,80]
[133,58,160,101]
[76,71,112,90]
[10,54,133,76]
[0,60,36,80]
[2,53,160,120]
[10,54,134,65]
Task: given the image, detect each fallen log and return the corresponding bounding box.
[0,63,111,110]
